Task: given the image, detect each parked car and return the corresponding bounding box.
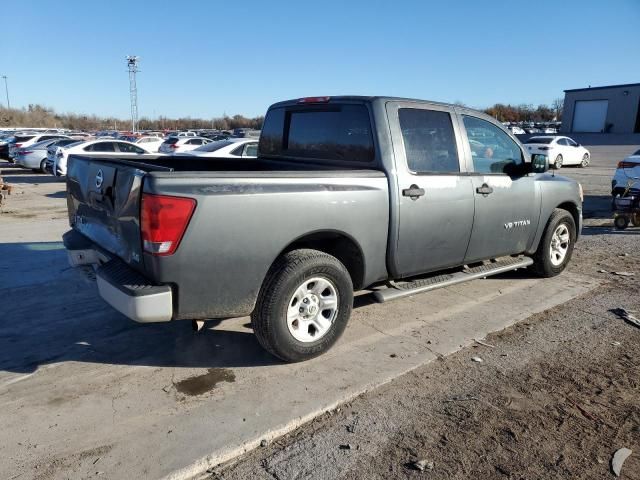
[135,136,165,153]
[611,149,640,198]
[54,139,150,176]
[8,133,70,159]
[14,139,67,172]
[0,134,14,159]
[158,136,211,154]
[178,138,258,158]
[509,126,525,135]
[166,131,197,138]
[63,95,583,362]
[45,139,84,173]
[524,136,590,169]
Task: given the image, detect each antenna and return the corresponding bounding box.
[126,56,140,133]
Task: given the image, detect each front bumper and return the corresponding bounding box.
[63,230,173,323]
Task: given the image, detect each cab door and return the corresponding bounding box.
[387,102,475,278]
[457,113,539,262]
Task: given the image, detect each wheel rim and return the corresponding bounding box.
[581,154,589,166]
[286,276,339,343]
[549,223,570,266]
[555,155,563,168]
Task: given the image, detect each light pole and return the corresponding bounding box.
[1,75,9,110]
[126,56,140,133]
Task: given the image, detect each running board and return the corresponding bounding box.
[373,256,534,303]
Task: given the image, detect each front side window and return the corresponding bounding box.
[398,108,460,173]
[462,116,523,174]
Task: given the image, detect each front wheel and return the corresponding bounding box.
[530,209,576,277]
[580,153,590,168]
[251,249,353,362]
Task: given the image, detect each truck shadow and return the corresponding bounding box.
[0,242,280,374]
[582,194,612,220]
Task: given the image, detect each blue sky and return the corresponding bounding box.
[2,0,639,119]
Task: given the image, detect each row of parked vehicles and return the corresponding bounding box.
[0,129,259,176]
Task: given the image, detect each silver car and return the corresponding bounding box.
[14,139,63,172]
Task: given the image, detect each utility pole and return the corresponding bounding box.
[126,56,140,133]
[1,75,9,109]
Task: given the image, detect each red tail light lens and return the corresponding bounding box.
[18,150,33,155]
[170,144,179,149]
[14,143,22,148]
[298,96,331,103]
[141,193,196,256]
[618,161,638,169]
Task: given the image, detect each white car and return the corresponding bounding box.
[135,136,165,153]
[8,133,70,159]
[523,136,590,169]
[611,149,640,198]
[54,139,150,176]
[509,126,525,135]
[177,138,259,158]
[158,136,211,154]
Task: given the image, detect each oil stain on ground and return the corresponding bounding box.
[174,368,236,396]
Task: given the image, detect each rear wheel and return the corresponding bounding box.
[530,209,576,277]
[554,154,563,169]
[580,153,590,168]
[39,159,47,173]
[251,249,353,362]
[615,215,630,230]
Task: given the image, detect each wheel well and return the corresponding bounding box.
[282,232,366,290]
[557,202,580,231]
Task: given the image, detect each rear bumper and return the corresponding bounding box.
[63,230,173,323]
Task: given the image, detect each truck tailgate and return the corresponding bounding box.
[66,155,146,268]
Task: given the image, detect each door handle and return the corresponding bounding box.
[402,184,425,200]
[476,183,494,196]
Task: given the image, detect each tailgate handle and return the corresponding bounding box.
[476,183,494,196]
[402,184,425,200]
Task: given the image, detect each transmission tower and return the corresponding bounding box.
[126,56,140,133]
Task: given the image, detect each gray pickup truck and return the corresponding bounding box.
[64,96,583,361]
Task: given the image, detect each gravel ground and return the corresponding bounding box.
[210,146,640,479]
[211,229,639,480]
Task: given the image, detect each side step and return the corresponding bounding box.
[373,256,534,303]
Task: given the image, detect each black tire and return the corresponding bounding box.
[251,249,353,362]
[554,154,563,169]
[530,209,576,277]
[615,216,629,230]
[631,214,640,227]
[39,159,47,173]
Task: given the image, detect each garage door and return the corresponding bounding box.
[572,100,608,132]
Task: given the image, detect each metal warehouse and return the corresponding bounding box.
[561,82,640,134]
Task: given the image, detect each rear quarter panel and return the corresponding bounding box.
[143,172,390,319]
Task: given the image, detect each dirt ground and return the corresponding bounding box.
[211,229,640,479]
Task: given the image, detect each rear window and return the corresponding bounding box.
[194,140,233,152]
[163,137,179,145]
[525,137,553,144]
[13,135,35,142]
[259,104,375,162]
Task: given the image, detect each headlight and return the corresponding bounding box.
[578,183,584,202]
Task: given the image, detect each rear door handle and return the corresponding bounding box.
[476,183,494,196]
[402,184,425,200]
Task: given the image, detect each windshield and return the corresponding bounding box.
[525,137,553,144]
[193,140,234,152]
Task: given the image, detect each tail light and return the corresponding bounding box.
[298,96,331,103]
[618,161,638,169]
[19,150,33,155]
[14,143,22,148]
[141,193,196,256]
[170,144,179,149]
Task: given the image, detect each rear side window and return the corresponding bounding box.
[13,135,35,142]
[86,142,116,152]
[195,140,233,152]
[259,104,375,162]
[117,142,145,153]
[163,138,179,145]
[398,108,460,173]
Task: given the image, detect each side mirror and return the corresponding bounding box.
[531,153,549,173]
